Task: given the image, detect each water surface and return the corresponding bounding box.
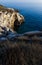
[1,3,42,33]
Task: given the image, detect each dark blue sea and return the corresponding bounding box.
[1,3,42,34]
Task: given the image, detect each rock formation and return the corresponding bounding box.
[0,5,42,65]
[0,5,24,33]
[0,31,42,65]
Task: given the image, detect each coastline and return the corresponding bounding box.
[0,31,42,41]
[0,30,42,65]
[0,5,42,65]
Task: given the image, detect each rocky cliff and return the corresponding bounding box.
[0,5,42,65]
[0,5,24,33]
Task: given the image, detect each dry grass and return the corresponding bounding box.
[0,5,42,65]
[0,40,42,65]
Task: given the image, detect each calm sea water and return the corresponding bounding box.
[1,3,42,34]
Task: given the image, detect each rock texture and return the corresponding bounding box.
[0,5,42,65]
[0,5,24,33]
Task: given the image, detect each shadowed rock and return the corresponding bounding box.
[0,32,42,65]
[0,5,42,65]
[0,5,24,34]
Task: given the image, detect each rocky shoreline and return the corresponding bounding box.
[0,5,42,65]
[0,31,42,65]
[0,31,42,41]
[0,5,24,33]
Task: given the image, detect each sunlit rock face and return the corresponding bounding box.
[0,5,24,33]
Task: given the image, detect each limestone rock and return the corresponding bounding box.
[0,5,24,34]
